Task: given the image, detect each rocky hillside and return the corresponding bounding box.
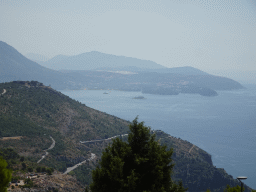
[0,147,84,192]
[0,81,252,192]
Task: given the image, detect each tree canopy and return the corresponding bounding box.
[206,185,256,192]
[90,117,187,192]
[0,157,12,192]
[223,185,244,192]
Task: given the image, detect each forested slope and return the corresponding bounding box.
[0,81,252,191]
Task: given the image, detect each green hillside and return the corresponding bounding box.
[0,81,252,191]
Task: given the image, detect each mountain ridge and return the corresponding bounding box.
[0,40,245,97]
[0,41,74,90]
[40,51,167,70]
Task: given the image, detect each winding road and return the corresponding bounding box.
[189,145,195,154]
[37,136,55,163]
[1,89,6,95]
[63,134,128,174]
[63,153,96,175]
[80,134,128,144]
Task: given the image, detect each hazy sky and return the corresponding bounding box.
[1,0,256,72]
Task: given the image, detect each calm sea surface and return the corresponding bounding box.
[61,84,256,188]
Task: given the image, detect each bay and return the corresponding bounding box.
[61,84,256,188]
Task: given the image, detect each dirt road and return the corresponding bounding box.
[1,136,22,141]
[189,145,195,154]
[80,134,128,144]
[63,153,96,175]
[37,136,55,163]
[1,89,6,95]
[63,134,127,174]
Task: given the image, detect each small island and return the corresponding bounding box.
[133,96,145,99]
[141,85,218,97]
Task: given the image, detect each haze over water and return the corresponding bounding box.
[61,84,256,189]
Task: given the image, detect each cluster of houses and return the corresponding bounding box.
[7,173,47,190]
[8,179,25,190]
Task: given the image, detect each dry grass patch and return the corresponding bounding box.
[1,136,23,141]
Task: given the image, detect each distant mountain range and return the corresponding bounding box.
[0,41,244,96]
[26,52,256,84]
[0,41,80,89]
[38,51,166,70]
[37,51,210,76]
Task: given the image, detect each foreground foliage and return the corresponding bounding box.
[206,184,256,192]
[224,185,244,192]
[0,157,12,192]
[90,118,187,192]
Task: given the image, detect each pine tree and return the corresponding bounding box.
[224,184,244,192]
[90,117,187,192]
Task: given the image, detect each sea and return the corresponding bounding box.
[60,84,256,189]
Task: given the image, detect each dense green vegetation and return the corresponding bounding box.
[0,81,129,139]
[72,164,94,185]
[0,81,130,173]
[0,148,53,174]
[0,148,20,169]
[0,157,12,192]
[205,184,255,192]
[0,115,66,157]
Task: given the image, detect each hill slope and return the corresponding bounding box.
[0,41,78,90]
[0,81,252,191]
